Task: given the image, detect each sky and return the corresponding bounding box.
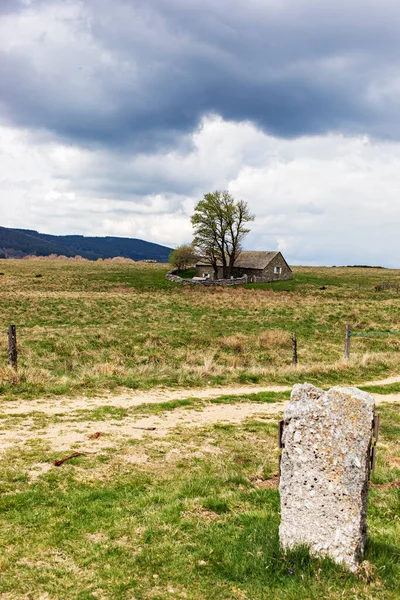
[1,0,400,266]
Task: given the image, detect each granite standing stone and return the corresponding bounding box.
[279,383,375,571]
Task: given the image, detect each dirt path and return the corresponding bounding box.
[0,384,288,416]
[364,374,400,386]
[0,401,285,453]
[0,375,399,456]
[2,374,400,417]
[374,393,400,405]
[0,386,398,455]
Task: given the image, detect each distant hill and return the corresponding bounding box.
[0,226,172,262]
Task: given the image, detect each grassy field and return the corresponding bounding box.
[0,259,399,599]
[1,259,400,399]
[0,391,398,600]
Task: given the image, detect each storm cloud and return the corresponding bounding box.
[1,0,400,149]
[1,0,400,267]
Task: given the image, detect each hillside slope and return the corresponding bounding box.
[0,226,172,261]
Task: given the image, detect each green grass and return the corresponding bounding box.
[209,390,289,404]
[1,260,400,598]
[360,382,400,394]
[177,268,196,279]
[2,260,400,400]
[0,402,398,599]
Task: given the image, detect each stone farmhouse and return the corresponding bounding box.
[195,251,292,282]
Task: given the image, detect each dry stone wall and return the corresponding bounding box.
[279,383,374,571]
[166,269,248,286]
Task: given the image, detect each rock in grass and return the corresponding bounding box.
[279,383,374,571]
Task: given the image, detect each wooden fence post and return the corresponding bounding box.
[8,324,17,369]
[292,332,298,367]
[344,324,351,360]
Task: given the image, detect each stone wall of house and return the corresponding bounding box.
[195,264,258,280]
[195,253,292,282]
[195,265,215,278]
[166,269,248,286]
[225,266,263,280]
[259,253,292,282]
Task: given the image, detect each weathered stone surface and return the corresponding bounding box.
[279,383,374,571]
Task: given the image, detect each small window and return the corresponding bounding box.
[274,266,282,274]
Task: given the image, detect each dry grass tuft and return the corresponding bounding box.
[370,478,400,489]
[250,473,279,489]
[220,334,247,353]
[23,367,53,385]
[258,329,291,348]
[0,366,54,387]
[0,366,21,385]
[357,560,378,583]
[89,363,127,377]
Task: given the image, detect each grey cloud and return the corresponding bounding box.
[0,0,26,15]
[1,0,400,151]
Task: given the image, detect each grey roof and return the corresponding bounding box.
[196,250,284,270]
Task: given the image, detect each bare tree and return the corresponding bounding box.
[191,191,254,278]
